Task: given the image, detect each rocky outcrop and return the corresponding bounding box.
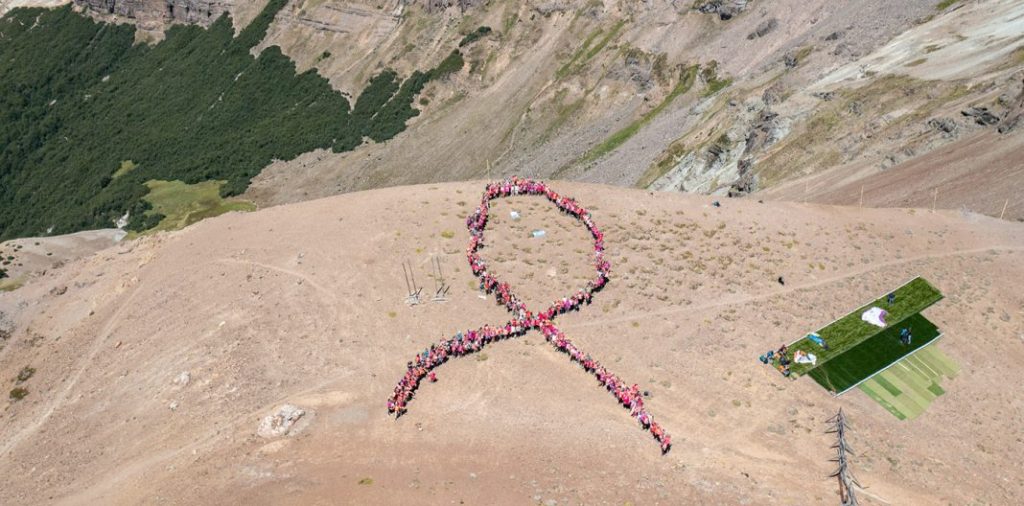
[73,0,484,32]
[256,404,309,438]
[73,0,232,28]
[694,0,751,21]
[747,18,777,40]
[927,117,958,137]
[961,106,999,126]
[728,158,757,197]
[997,77,1024,134]
[423,0,483,13]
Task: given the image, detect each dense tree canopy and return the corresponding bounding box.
[0,2,462,240]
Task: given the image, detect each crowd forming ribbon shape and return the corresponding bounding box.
[387,177,672,453]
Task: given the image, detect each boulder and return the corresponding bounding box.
[747,18,778,40]
[257,404,308,438]
[695,0,750,21]
[961,106,1000,126]
[927,117,958,137]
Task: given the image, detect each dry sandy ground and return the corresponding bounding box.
[763,130,1024,222]
[0,229,126,285]
[1,182,1023,505]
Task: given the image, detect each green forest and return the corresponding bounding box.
[0,1,461,240]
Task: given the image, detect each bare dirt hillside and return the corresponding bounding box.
[1,182,1022,504]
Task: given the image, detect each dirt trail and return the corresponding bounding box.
[576,244,1024,330]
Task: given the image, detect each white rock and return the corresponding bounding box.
[174,371,190,386]
[257,404,307,438]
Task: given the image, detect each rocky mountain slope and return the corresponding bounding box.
[2,0,1020,242]
[0,182,1022,504]
[193,0,1018,220]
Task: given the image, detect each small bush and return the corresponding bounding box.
[459,26,492,47]
[440,230,455,239]
[9,387,28,401]
[357,477,373,485]
[16,366,35,383]
[430,50,465,80]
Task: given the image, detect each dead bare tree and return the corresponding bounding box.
[826,408,861,506]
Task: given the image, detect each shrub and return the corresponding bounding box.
[16,366,35,383]
[430,50,465,80]
[9,387,28,401]
[458,26,492,47]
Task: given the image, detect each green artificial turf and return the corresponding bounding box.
[858,344,959,419]
[807,312,940,394]
[786,277,943,376]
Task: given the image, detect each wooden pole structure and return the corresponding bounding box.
[999,199,1009,220]
[859,185,864,207]
[827,408,861,506]
[932,188,938,212]
[402,262,413,295]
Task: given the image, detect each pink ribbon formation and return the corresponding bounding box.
[387,177,672,454]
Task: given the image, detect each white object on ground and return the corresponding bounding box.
[795,352,817,365]
[861,307,888,328]
[510,210,521,220]
[531,229,546,238]
[257,404,307,438]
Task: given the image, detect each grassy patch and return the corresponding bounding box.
[440,230,455,239]
[906,58,928,67]
[936,0,959,10]
[579,65,699,164]
[637,143,689,189]
[503,10,518,34]
[357,477,373,485]
[1010,46,1024,66]
[785,277,943,376]
[0,277,25,292]
[808,313,940,393]
[556,20,625,79]
[112,160,137,179]
[138,180,256,234]
[699,64,733,97]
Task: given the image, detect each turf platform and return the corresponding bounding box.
[787,277,943,377]
[807,312,940,394]
[858,345,960,419]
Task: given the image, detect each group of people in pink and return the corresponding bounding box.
[388,177,671,454]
